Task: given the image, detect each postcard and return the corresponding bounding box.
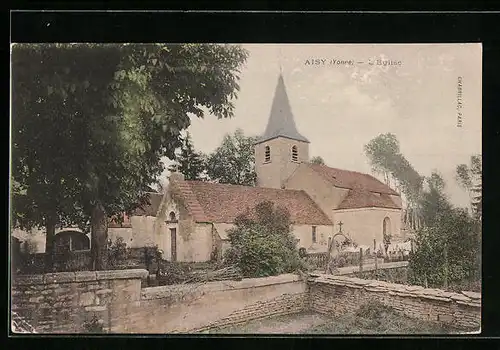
[10,43,481,335]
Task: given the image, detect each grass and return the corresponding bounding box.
[303,302,461,335]
[210,301,474,335]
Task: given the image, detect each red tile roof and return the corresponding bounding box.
[307,163,399,196]
[337,190,401,210]
[171,180,332,225]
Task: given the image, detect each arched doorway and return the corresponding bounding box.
[54,230,90,253]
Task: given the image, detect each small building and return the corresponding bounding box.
[115,176,333,262]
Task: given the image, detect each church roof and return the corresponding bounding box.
[306,163,399,196]
[305,163,401,210]
[256,74,309,144]
[170,179,332,225]
[337,190,401,210]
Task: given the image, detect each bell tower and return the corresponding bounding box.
[254,74,310,189]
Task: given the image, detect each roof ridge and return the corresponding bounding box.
[308,162,374,176]
[186,180,308,194]
[306,163,398,196]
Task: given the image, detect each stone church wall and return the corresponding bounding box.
[333,207,401,247]
[284,163,349,223]
[255,138,309,189]
[293,224,332,252]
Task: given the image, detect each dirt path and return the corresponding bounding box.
[212,312,331,334]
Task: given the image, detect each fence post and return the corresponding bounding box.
[359,248,363,272]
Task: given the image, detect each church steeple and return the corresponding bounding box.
[254,73,310,189]
[256,74,309,144]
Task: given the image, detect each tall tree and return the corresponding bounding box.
[364,133,425,230]
[167,132,207,181]
[206,128,257,186]
[310,156,325,165]
[456,154,482,219]
[419,172,453,228]
[11,43,248,270]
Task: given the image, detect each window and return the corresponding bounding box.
[291,145,298,162]
[264,146,271,162]
[312,226,317,243]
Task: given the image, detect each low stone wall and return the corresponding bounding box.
[308,274,481,330]
[11,270,306,333]
[11,269,480,333]
[11,269,147,333]
[116,274,307,333]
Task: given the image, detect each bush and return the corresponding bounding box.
[107,237,129,267]
[156,261,192,285]
[408,208,481,289]
[223,201,306,278]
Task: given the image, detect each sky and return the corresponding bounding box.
[163,43,482,208]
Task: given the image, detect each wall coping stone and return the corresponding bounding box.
[310,274,481,308]
[141,273,302,300]
[13,269,148,286]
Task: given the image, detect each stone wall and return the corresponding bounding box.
[11,269,480,334]
[113,273,307,333]
[11,271,306,334]
[308,274,481,330]
[11,269,148,333]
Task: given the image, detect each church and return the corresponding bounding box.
[107,73,403,262]
[13,74,403,262]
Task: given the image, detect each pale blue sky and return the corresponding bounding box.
[162,44,482,208]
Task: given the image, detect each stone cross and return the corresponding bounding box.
[338,221,344,233]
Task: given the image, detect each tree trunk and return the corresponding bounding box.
[91,201,108,271]
[44,215,56,272]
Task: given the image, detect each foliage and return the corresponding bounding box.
[213,302,465,334]
[82,315,105,333]
[223,201,305,277]
[107,237,130,267]
[206,128,258,186]
[11,43,248,270]
[156,261,192,285]
[364,133,425,229]
[383,232,392,249]
[456,154,482,219]
[298,247,307,258]
[408,207,481,289]
[168,132,207,181]
[310,156,325,165]
[419,172,453,228]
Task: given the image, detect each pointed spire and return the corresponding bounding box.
[256,74,309,144]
